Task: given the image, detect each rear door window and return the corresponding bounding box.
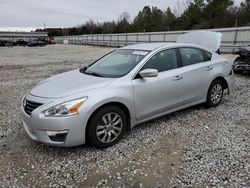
[179,48,205,66]
[204,50,212,61]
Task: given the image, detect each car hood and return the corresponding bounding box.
[177,31,222,52]
[30,70,113,98]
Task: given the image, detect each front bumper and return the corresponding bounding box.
[21,94,89,147]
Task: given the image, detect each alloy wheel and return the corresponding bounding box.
[211,83,223,104]
[96,112,123,143]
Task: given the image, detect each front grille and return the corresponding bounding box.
[24,100,43,115]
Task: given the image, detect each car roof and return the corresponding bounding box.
[120,42,208,51]
[120,43,177,51]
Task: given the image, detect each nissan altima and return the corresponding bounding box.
[21,31,235,148]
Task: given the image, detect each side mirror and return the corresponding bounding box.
[139,69,158,78]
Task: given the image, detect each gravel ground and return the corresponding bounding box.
[0,45,249,187]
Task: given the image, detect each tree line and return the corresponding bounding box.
[35,0,250,37]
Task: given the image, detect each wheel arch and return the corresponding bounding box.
[211,76,228,90]
[85,101,132,143]
[206,76,228,100]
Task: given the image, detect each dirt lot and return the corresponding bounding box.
[0,45,249,187]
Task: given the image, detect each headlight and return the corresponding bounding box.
[44,97,87,117]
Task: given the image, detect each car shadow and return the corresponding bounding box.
[131,103,206,131]
[29,103,206,154]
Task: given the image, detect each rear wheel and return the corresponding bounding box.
[206,79,224,108]
[87,105,127,148]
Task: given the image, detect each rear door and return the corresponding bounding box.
[178,47,213,105]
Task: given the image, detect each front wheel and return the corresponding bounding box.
[206,80,224,108]
[87,105,127,148]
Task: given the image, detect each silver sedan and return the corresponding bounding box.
[21,33,235,148]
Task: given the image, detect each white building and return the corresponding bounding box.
[0,31,48,42]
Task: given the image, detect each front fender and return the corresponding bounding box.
[82,86,135,130]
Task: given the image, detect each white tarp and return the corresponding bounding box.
[177,31,222,52]
[63,39,69,44]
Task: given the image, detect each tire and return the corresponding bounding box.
[206,79,224,108]
[87,105,127,148]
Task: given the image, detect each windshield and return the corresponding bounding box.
[84,49,149,78]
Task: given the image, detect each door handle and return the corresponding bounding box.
[173,75,183,81]
[206,66,213,71]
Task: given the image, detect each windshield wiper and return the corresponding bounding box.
[79,66,104,77]
[85,71,103,77]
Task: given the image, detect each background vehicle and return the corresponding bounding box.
[21,31,234,148]
[6,40,13,48]
[233,45,250,74]
[48,37,56,44]
[0,40,7,47]
[27,39,46,47]
[14,39,28,47]
[0,40,12,47]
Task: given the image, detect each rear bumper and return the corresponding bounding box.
[225,73,235,95]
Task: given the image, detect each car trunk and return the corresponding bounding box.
[177,31,222,52]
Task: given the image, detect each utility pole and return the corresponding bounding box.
[234,19,238,28]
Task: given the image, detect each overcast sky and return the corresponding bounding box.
[0,0,244,31]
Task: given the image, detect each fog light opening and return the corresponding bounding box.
[46,130,68,142]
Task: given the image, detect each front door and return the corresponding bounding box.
[132,48,184,121]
